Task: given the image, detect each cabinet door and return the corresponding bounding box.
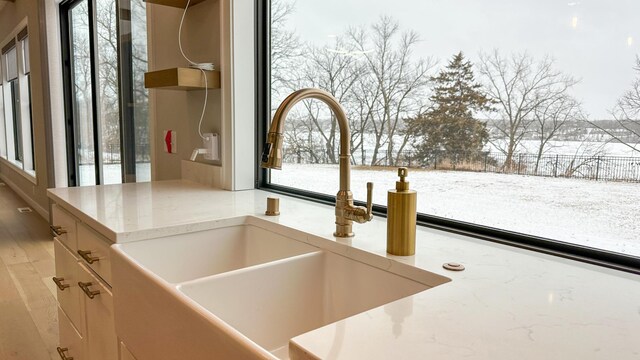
[58,306,85,360]
[78,264,118,360]
[54,239,85,335]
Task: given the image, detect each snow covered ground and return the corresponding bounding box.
[271,164,640,257]
[79,163,151,185]
[486,139,640,157]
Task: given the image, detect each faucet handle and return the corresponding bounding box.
[366,182,374,221]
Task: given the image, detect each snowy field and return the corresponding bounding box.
[353,134,640,160]
[486,140,640,157]
[271,164,640,257]
[79,163,151,185]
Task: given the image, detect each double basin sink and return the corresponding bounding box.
[111,216,449,359]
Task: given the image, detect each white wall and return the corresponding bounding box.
[224,0,255,190]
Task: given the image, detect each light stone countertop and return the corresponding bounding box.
[48,180,640,360]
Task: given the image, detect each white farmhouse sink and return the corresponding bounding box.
[115,222,317,283]
[111,216,450,360]
[179,250,429,357]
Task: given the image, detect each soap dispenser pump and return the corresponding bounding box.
[387,167,417,256]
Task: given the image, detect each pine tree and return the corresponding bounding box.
[410,52,493,165]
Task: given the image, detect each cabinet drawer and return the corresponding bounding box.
[52,205,78,252]
[78,264,118,360]
[53,239,85,336]
[77,223,112,284]
[58,305,84,360]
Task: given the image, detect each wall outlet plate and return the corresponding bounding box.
[203,133,219,161]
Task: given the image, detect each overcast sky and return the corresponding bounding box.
[285,0,639,119]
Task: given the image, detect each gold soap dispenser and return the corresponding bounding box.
[387,167,417,256]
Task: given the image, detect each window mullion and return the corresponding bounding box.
[87,0,103,185]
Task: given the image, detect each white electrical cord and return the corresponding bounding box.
[178,0,214,140]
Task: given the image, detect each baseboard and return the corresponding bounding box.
[0,173,49,220]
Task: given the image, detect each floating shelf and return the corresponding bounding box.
[144,68,220,90]
[143,0,207,8]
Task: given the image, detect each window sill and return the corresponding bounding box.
[260,182,640,275]
[0,157,37,185]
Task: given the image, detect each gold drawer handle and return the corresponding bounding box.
[50,225,68,237]
[56,347,74,360]
[78,281,100,299]
[52,277,70,291]
[77,249,100,264]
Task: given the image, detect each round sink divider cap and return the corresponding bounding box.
[443,262,465,271]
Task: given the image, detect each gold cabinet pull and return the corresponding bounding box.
[56,347,74,360]
[78,281,100,299]
[50,225,68,237]
[52,277,70,291]
[77,249,100,264]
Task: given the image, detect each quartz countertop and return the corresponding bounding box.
[48,180,640,360]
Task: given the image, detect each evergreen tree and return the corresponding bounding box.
[410,52,493,165]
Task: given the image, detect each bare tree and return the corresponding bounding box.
[270,0,302,102]
[478,50,578,171]
[95,0,121,153]
[563,139,607,178]
[350,74,380,164]
[294,37,365,164]
[588,56,640,154]
[282,112,323,164]
[532,94,582,172]
[349,16,435,166]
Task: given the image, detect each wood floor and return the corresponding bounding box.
[0,182,58,360]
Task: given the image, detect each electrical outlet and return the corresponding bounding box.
[203,133,220,161]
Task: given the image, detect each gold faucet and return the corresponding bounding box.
[261,88,374,237]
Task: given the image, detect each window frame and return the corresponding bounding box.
[9,78,22,163]
[254,0,640,274]
[0,23,36,181]
[59,0,148,186]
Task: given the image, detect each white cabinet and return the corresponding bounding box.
[54,239,85,334]
[57,306,85,360]
[52,206,119,359]
[79,263,118,360]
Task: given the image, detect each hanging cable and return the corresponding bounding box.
[178,0,214,139]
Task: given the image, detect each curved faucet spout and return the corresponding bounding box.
[261,88,373,237]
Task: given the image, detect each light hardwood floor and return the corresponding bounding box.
[0,182,58,360]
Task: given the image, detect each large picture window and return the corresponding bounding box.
[1,26,35,178]
[60,0,150,186]
[260,0,640,270]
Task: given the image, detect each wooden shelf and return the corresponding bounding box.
[143,0,207,8]
[144,68,220,90]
